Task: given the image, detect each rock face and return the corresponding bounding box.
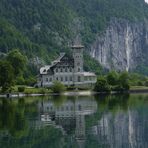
[90,18,148,71]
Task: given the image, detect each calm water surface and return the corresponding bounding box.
[0,94,147,148]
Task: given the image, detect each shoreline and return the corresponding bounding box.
[1,88,148,98]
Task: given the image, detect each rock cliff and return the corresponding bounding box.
[89,18,148,71]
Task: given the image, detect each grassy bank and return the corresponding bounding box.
[0,85,52,94]
[130,86,148,90]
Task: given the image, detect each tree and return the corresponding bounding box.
[94,76,111,92]
[51,81,66,94]
[7,49,27,77]
[0,60,14,92]
[119,72,130,90]
[106,71,119,85]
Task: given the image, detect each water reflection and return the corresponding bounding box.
[38,97,97,148]
[0,94,147,148]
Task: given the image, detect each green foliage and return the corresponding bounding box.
[84,53,104,75]
[16,76,25,85]
[95,71,131,92]
[94,76,111,92]
[24,87,50,94]
[25,77,37,86]
[144,80,148,86]
[0,50,29,91]
[106,71,119,85]
[51,81,66,94]
[7,49,27,76]
[118,72,130,90]
[18,86,25,92]
[128,73,148,86]
[0,60,14,92]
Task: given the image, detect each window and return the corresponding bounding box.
[46,78,48,82]
[56,77,58,81]
[70,68,72,72]
[78,76,81,82]
[65,76,68,81]
[65,68,67,72]
[78,68,81,72]
[85,77,87,81]
[61,77,63,81]
[78,105,81,111]
[56,68,58,73]
[70,76,72,81]
[66,106,69,111]
[60,68,63,72]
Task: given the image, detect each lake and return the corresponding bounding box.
[0,94,147,148]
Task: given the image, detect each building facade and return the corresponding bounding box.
[38,45,97,87]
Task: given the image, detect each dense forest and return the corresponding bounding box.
[0,0,148,77]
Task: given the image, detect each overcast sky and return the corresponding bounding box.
[145,0,148,3]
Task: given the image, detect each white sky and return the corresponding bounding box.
[145,0,148,3]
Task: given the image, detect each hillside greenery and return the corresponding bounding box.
[0,0,148,77]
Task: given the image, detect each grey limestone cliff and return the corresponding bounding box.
[89,18,148,71]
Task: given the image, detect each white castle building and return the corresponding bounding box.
[38,45,97,87]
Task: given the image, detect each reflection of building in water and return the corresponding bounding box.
[38,98,97,148]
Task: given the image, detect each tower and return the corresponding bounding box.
[72,45,84,73]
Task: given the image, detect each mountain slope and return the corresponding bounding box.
[1,0,148,74]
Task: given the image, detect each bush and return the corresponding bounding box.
[66,86,76,90]
[18,86,25,92]
[16,76,25,85]
[118,72,130,91]
[51,81,66,94]
[137,81,144,86]
[107,71,119,85]
[94,76,111,93]
[25,77,37,86]
[145,80,148,87]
